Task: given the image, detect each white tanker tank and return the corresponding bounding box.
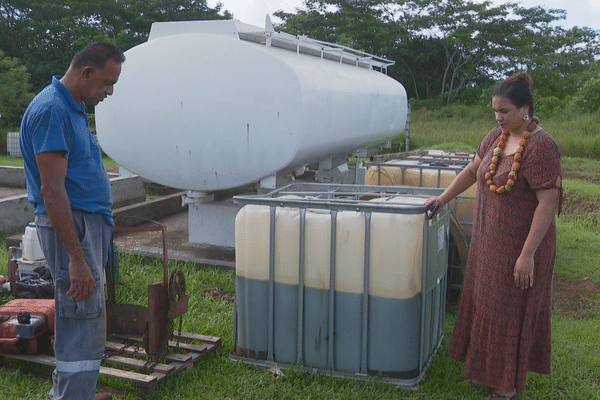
[96,19,408,193]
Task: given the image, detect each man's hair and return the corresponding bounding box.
[71,42,125,70]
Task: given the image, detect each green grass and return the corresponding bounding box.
[555,219,600,284]
[0,155,23,167]
[555,170,600,284]
[0,156,117,167]
[562,174,600,198]
[1,200,600,399]
[103,156,118,166]
[562,157,600,183]
[385,107,600,160]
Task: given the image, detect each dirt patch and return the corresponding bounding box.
[561,188,600,221]
[562,171,600,185]
[202,286,235,303]
[562,161,600,185]
[105,164,120,174]
[552,278,600,320]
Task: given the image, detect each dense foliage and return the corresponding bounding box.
[0,50,33,128]
[0,0,231,92]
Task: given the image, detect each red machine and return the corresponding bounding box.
[0,299,55,355]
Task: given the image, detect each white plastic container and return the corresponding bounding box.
[22,222,45,261]
[16,258,48,280]
[1,282,10,294]
[6,132,21,157]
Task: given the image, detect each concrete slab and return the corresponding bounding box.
[112,209,235,270]
[0,186,27,199]
[0,166,146,235]
[0,166,26,188]
[0,194,35,235]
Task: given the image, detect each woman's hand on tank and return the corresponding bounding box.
[424,197,443,219]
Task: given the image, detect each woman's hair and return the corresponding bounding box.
[493,71,534,117]
[71,42,126,70]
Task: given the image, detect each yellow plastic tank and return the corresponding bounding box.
[366,159,475,237]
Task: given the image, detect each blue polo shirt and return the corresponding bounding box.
[20,76,114,225]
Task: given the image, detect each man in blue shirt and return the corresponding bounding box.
[20,42,125,400]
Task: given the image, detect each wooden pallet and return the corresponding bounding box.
[2,332,221,399]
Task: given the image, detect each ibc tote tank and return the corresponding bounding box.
[233,184,450,384]
[95,20,408,192]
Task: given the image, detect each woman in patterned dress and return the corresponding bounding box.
[425,72,562,400]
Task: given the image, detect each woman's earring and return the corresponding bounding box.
[523,114,530,121]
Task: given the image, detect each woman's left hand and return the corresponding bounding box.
[514,255,535,289]
[424,197,443,218]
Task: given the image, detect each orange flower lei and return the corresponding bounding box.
[485,116,540,194]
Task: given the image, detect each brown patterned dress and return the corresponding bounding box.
[449,127,562,395]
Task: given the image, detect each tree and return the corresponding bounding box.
[571,64,600,113]
[276,0,393,54]
[0,50,34,128]
[275,0,600,105]
[0,0,231,93]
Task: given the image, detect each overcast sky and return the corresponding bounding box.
[206,0,600,32]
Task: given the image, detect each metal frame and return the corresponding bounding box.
[239,30,395,73]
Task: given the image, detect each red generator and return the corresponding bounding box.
[0,299,55,355]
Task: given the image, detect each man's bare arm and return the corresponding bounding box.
[36,151,96,302]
